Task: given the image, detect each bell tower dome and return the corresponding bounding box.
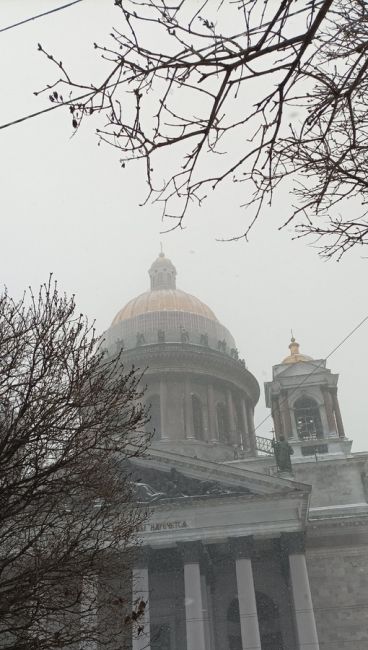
[264,337,352,460]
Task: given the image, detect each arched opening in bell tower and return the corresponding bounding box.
[294,397,323,440]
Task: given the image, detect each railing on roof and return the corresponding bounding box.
[255,435,274,455]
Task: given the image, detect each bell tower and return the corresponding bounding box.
[264,337,352,459]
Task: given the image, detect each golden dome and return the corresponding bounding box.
[111,289,218,326]
[282,337,313,364]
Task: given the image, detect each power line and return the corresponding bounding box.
[0,89,95,133]
[254,314,368,434]
[0,0,84,34]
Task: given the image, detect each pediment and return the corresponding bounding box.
[128,448,310,504]
[273,359,327,380]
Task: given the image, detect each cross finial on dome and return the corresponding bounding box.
[159,242,164,257]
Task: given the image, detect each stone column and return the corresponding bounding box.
[330,388,345,438]
[180,542,206,650]
[80,575,98,650]
[282,533,319,650]
[246,400,257,455]
[321,385,336,435]
[202,405,209,441]
[132,554,150,650]
[185,378,194,439]
[241,397,250,451]
[207,383,219,442]
[231,537,261,650]
[280,390,293,438]
[159,378,169,440]
[271,396,283,439]
[226,388,237,445]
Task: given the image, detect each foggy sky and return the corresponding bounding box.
[1,0,367,450]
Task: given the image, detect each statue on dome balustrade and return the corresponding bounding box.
[180,326,189,343]
[157,329,165,343]
[218,339,226,353]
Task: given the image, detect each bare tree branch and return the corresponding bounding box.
[40,0,368,257]
[0,278,150,649]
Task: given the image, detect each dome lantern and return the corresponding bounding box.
[149,249,177,290]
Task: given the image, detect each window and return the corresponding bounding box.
[294,397,323,440]
[192,395,204,440]
[148,394,161,440]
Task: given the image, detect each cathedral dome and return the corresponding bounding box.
[105,251,236,353]
[111,289,217,326]
[282,337,313,364]
[103,250,260,462]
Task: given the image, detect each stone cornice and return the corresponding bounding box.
[135,447,311,497]
[122,342,260,403]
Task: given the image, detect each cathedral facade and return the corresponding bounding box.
[104,252,368,650]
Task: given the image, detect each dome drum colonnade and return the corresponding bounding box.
[105,253,260,461]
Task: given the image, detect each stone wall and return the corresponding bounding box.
[307,544,368,650]
[293,458,367,507]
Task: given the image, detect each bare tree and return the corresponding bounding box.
[38,0,368,258]
[0,279,149,650]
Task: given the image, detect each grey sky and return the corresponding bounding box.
[1,0,367,449]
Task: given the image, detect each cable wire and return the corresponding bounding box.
[0,0,84,34]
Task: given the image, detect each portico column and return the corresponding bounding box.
[80,574,98,650]
[231,537,261,650]
[207,383,219,442]
[282,533,319,650]
[159,378,169,440]
[180,542,206,650]
[132,550,150,650]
